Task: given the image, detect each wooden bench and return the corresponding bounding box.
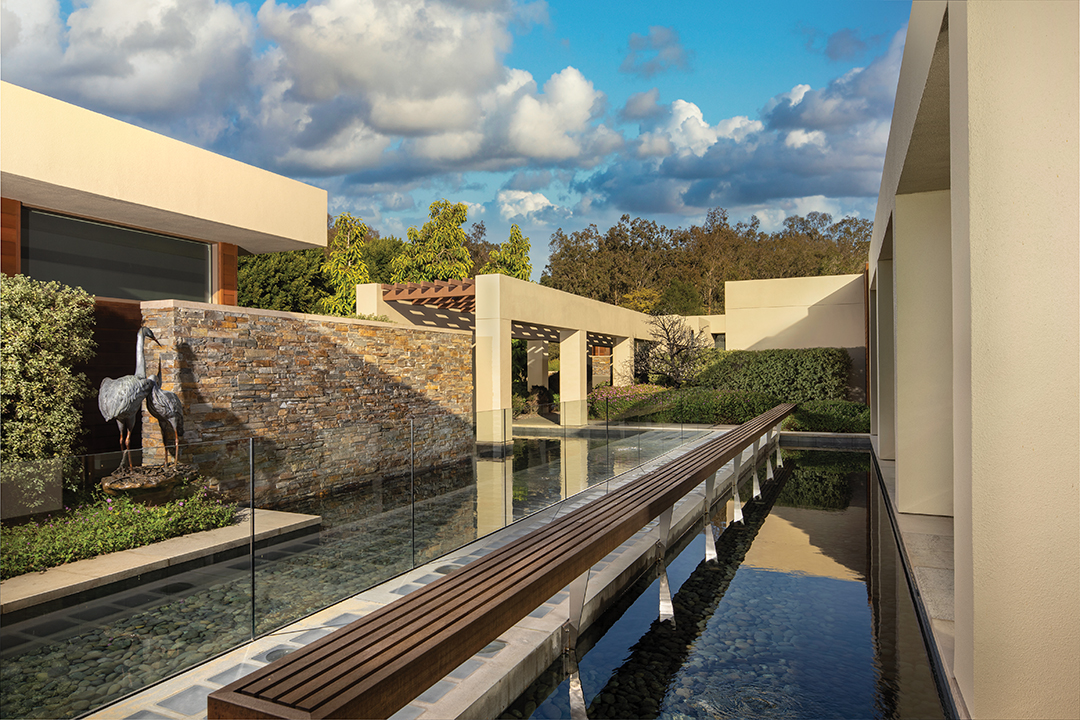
[208,404,795,719]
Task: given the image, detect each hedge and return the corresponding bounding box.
[781,399,871,434]
[695,348,850,402]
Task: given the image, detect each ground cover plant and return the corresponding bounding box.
[0,484,239,580]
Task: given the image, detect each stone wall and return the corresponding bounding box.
[139,301,474,507]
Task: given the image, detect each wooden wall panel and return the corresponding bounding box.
[1,198,22,276]
[214,242,238,305]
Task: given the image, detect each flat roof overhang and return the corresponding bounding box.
[0,82,327,254]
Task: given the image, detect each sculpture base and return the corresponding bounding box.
[101,463,200,506]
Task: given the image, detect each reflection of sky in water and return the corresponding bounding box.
[514,452,943,720]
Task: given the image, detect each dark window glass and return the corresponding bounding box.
[21,210,210,302]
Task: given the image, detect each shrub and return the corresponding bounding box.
[781,399,871,433]
[0,484,239,580]
[695,347,850,402]
[588,384,667,420]
[774,450,870,510]
[1,275,97,463]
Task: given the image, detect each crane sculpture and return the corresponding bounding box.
[98,327,160,468]
[148,358,185,465]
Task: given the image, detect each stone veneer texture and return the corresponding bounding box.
[139,301,473,506]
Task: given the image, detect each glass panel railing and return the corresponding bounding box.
[0,438,252,720]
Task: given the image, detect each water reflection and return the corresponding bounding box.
[502,451,945,720]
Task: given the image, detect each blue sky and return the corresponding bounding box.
[1,0,912,278]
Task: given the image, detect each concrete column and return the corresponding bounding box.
[475,316,512,444]
[526,340,548,389]
[560,329,588,427]
[952,4,1080,716]
[475,275,512,444]
[612,337,634,386]
[894,190,953,516]
[869,285,879,438]
[874,258,896,460]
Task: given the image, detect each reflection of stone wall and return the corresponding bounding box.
[139,301,473,506]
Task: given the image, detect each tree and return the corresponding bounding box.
[464,221,498,277]
[656,278,704,315]
[481,224,532,280]
[645,313,710,388]
[1,275,96,462]
[390,200,473,283]
[238,249,331,314]
[317,213,371,316]
[361,233,405,284]
[620,287,661,313]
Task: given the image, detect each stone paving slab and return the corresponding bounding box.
[0,509,320,616]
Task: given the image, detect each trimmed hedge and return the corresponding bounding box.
[774,450,870,510]
[650,388,781,425]
[695,348,850,402]
[781,399,871,434]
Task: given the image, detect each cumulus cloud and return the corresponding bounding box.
[575,28,906,217]
[497,189,571,224]
[620,26,692,78]
[1,0,254,139]
[619,88,665,122]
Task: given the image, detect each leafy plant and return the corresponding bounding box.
[695,347,850,402]
[0,484,239,579]
[774,450,870,510]
[238,248,332,314]
[390,200,473,283]
[317,213,372,316]
[481,224,532,281]
[1,275,96,512]
[781,399,871,433]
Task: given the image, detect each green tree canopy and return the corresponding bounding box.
[390,200,474,283]
[238,248,331,314]
[317,213,371,316]
[361,233,405,284]
[480,224,532,281]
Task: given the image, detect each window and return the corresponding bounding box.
[21,209,211,302]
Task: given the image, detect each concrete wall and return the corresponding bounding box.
[723,274,867,403]
[869,2,1080,717]
[0,82,326,254]
[140,301,473,507]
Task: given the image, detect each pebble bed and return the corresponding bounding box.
[503,453,945,720]
[0,429,696,719]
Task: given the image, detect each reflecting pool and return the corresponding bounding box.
[502,450,946,720]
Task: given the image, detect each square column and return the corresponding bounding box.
[895,190,953,516]
[526,340,548,389]
[559,329,588,427]
[475,316,512,444]
[875,258,896,460]
[612,337,633,386]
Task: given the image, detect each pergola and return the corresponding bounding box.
[358,275,663,443]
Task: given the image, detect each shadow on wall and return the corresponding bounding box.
[140,305,475,509]
[730,281,867,403]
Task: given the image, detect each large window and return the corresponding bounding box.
[21,209,211,302]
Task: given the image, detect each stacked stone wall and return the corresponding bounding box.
[139,301,473,507]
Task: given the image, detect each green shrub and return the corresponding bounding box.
[695,347,850,402]
[0,484,239,580]
[1,274,96,464]
[588,384,667,420]
[653,388,781,425]
[782,399,871,433]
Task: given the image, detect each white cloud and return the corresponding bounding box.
[497,189,569,224]
[784,129,826,148]
[508,67,603,160]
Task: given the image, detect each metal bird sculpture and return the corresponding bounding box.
[98,327,160,468]
[148,358,184,465]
